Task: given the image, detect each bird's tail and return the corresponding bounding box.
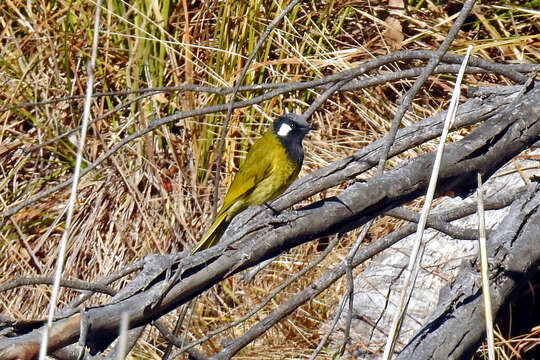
[191,211,230,254]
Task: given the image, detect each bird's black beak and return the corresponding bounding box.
[308,124,317,131]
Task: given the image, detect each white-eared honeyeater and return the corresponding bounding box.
[191,113,314,254]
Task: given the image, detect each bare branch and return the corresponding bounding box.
[0,278,116,297]
[210,184,529,360]
[1,60,536,114]
[385,208,477,240]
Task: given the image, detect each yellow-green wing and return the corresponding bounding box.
[218,131,273,217]
[191,131,275,254]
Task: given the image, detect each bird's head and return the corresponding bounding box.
[272,113,315,144]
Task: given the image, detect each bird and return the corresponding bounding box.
[191,113,314,254]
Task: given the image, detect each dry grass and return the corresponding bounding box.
[1,0,539,358]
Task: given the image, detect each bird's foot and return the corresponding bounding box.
[263,202,280,215]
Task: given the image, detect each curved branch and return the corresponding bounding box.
[0,65,528,223]
[1,63,531,223]
[2,56,535,114]
[24,62,505,156]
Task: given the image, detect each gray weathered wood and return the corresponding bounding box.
[396,183,540,360]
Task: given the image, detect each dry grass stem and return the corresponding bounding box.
[477,174,496,360]
[382,44,474,359]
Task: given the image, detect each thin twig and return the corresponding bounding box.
[309,286,348,360]
[152,320,206,360]
[307,228,370,360]
[304,78,351,119]
[0,277,116,296]
[62,261,143,314]
[377,3,476,175]
[341,224,372,356]
[161,300,191,360]
[9,219,43,272]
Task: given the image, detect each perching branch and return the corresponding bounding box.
[211,185,530,360]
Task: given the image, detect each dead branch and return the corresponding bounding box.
[0,81,538,359]
[0,278,116,297]
[209,185,530,360]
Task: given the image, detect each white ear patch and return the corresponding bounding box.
[277,123,292,137]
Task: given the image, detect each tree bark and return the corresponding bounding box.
[396,183,540,360]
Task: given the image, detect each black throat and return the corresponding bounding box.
[272,115,309,167]
[279,137,304,166]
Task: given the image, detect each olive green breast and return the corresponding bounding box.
[218,130,302,220]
